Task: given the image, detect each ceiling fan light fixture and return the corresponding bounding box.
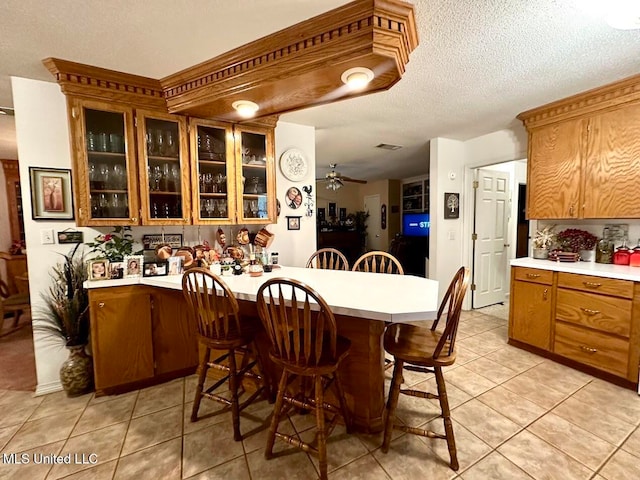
[341,67,374,91]
[232,100,259,118]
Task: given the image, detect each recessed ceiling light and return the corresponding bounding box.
[376,143,402,150]
[232,100,259,118]
[341,67,374,91]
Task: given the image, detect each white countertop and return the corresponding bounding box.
[85,266,440,323]
[511,257,640,282]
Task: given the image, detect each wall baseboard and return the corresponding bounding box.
[35,381,63,397]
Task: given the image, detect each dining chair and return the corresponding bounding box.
[256,278,352,480]
[352,251,404,275]
[182,268,268,441]
[0,279,30,335]
[381,266,470,470]
[305,248,349,271]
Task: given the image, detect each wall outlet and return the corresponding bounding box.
[40,228,55,245]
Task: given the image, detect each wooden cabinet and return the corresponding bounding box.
[519,74,640,219]
[0,252,27,295]
[402,177,429,213]
[88,286,198,393]
[1,160,25,243]
[509,267,553,350]
[509,266,640,384]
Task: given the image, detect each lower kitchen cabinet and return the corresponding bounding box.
[509,267,554,350]
[88,285,197,394]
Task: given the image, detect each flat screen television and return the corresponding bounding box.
[403,213,430,237]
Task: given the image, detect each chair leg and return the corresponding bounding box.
[191,347,211,422]
[251,340,272,402]
[265,370,289,460]
[315,375,328,480]
[381,358,404,453]
[228,348,242,441]
[435,366,458,471]
[333,370,352,434]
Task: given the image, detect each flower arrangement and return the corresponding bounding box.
[532,225,556,249]
[85,226,141,262]
[556,228,598,253]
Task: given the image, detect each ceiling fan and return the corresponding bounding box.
[317,164,367,190]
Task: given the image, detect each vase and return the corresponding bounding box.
[580,249,595,262]
[60,345,94,397]
[532,247,549,259]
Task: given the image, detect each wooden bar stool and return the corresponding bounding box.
[256,278,352,480]
[305,248,349,271]
[381,266,470,470]
[352,251,404,275]
[182,268,268,441]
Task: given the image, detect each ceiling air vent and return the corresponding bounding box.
[376,143,402,150]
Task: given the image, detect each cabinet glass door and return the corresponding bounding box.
[235,126,275,224]
[137,111,190,225]
[73,99,138,226]
[190,119,235,224]
[402,181,423,212]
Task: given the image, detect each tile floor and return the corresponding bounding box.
[2,303,640,479]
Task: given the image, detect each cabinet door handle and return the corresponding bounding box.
[131,217,138,222]
[583,282,602,288]
[579,345,598,354]
[569,205,575,217]
[580,307,600,316]
[526,273,540,278]
[98,302,105,308]
[543,288,548,300]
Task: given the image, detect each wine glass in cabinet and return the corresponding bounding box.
[69,98,139,226]
[189,119,236,225]
[137,110,190,225]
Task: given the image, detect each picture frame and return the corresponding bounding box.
[109,261,125,279]
[123,255,144,278]
[444,192,460,219]
[57,230,84,244]
[29,167,74,220]
[339,207,347,221]
[142,233,183,250]
[285,186,303,209]
[167,256,184,276]
[317,207,326,221]
[87,259,109,281]
[328,202,337,218]
[287,216,301,231]
[143,262,168,277]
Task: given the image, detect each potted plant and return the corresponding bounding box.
[557,228,598,261]
[532,225,556,259]
[38,244,93,396]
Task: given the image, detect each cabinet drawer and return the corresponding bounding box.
[556,288,632,337]
[554,322,629,377]
[513,267,553,285]
[557,273,633,299]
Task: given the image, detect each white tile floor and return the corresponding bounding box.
[1,303,640,479]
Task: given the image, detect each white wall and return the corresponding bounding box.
[271,121,317,267]
[12,78,317,394]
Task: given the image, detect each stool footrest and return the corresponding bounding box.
[400,388,438,400]
[202,391,232,406]
[404,365,434,375]
[394,424,446,439]
[275,432,318,455]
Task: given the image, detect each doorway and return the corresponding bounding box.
[364,194,381,251]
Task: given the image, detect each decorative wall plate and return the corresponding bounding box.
[279,148,308,182]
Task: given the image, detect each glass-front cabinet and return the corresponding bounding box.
[137,111,190,225]
[189,119,236,225]
[70,99,139,226]
[235,125,276,224]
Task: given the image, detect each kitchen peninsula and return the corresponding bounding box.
[509,258,640,389]
[85,266,439,432]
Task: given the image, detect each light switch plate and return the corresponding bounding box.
[40,228,54,244]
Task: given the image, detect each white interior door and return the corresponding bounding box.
[364,194,381,251]
[473,168,510,308]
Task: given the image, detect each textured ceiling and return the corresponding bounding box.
[1,0,639,180]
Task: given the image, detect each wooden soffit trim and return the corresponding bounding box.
[43,58,166,110]
[161,0,418,121]
[517,72,640,130]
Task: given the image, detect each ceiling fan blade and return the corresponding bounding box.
[340,175,367,184]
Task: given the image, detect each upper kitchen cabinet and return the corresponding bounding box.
[68,98,139,226]
[519,73,640,220]
[136,110,191,225]
[235,125,276,224]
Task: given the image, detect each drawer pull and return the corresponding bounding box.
[543,288,548,300]
[579,345,598,354]
[98,302,105,308]
[526,273,540,278]
[583,281,602,288]
[580,307,600,316]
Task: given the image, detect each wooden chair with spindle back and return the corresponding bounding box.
[0,278,30,336]
[305,248,349,271]
[352,251,404,275]
[182,268,268,441]
[256,278,352,480]
[381,266,470,470]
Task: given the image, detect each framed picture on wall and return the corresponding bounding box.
[318,207,326,221]
[287,216,301,230]
[444,192,460,219]
[328,202,336,217]
[29,167,74,220]
[339,208,347,221]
